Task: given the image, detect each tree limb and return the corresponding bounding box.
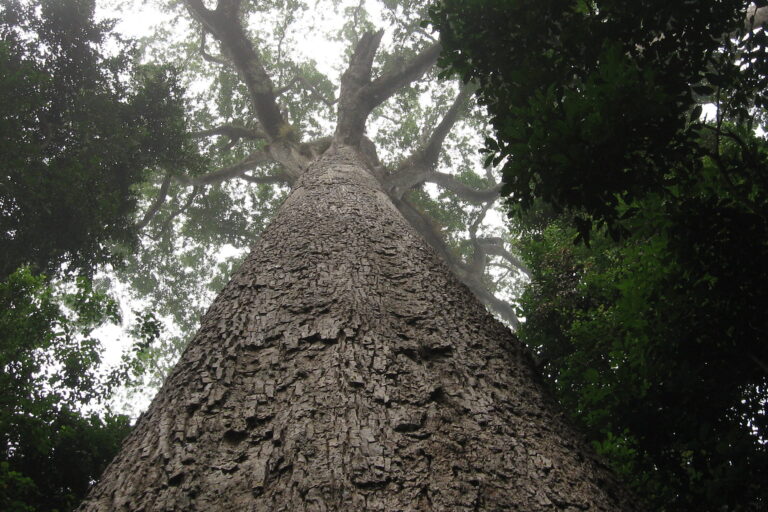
[336,30,385,145]
[387,86,471,191]
[176,151,275,186]
[476,237,531,278]
[394,195,520,328]
[240,170,291,185]
[191,124,265,142]
[366,42,441,108]
[183,0,287,141]
[137,174,172,230]
[426,173,502,204]
[336,35,441,145]
[200,30,229,66]
[746,5,768,29]
[158,187,200,237]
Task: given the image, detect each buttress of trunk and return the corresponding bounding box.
[79,145,634,511]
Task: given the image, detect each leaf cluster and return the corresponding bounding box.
[0,268,146,512]
[430,0,758,241]
[0,0,191,279]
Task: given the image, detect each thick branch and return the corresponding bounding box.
[746,5,768,29]
[336,37,441,145]
[240,171,291,185]
[387,86,471,191]
[394,196,520,328]
[476,237,532,278]
[335,31,384,145]
[183,0,287,140]
[418,87,470,166]
[366,42,441,107]
[467,202,493,275]
[137,174,172,230]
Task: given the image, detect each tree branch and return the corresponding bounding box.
[240,170,291,185]
[336,30,384,145]
[137,174,172,230]
[394,196,520,328]
[476,238,531,278]
[176,151,276,186]
[366,42,441,107]
[746,5,768,30]
[276,75,337,108]
[183,0,288,141]
[157,187,200,237]
[336,36,441,145]
[191,124,265,142]
[426,173,502,204]
[200,30,229,66]
[387,86,471,191]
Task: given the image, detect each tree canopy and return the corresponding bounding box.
[0,0,190,279]
[1,1,180,509]
[432,0,768,510]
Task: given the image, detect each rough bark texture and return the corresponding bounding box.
[80,146,634,511]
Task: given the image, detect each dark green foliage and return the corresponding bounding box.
[0,268,138,512]
[0,0,190,279]
[517,207,768,509]
[432,0,768,509]
[0,3,184,506]
[430,0,763,239]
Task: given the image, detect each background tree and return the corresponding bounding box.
[0,1,185,510]
[0,0,191,280]
[0,266,163,511]
[432,0,768,509]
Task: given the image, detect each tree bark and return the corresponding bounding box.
[79,145,634,511]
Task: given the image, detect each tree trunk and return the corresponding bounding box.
[80,145,634,511]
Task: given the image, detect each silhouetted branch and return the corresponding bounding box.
[137,174,172,230]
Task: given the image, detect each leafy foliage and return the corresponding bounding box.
[433,0,768,509]
[431,0,764,240]
[0,268,153,512]
[0,2,185,508]
[0,0,190,279]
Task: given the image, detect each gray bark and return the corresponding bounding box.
[80,145,634,511]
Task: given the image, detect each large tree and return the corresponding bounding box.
[78,0,635,509]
